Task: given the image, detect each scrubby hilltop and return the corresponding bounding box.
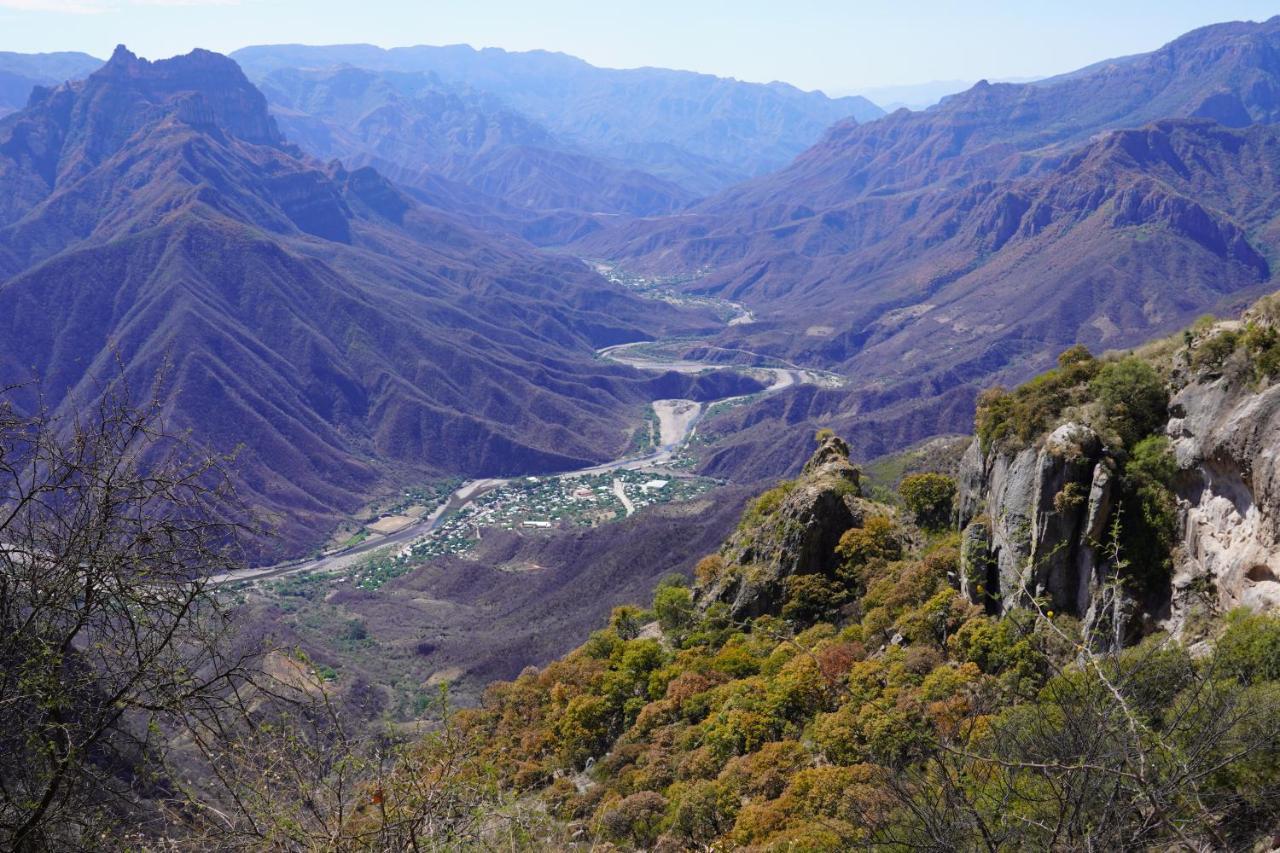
[376,296,1280,850]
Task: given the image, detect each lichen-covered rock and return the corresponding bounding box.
[957,422,1115,620]
[696,435,873,619]
[1166,374,1280,635]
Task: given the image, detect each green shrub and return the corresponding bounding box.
[976,348,1169,453]
[1053,481,1088,514]
[1116,435,1178,590]
[1111,637,1195,725]
[1192,314,1219,334]
[599,791,667,847]
[975,346,1100,451]
[556,695,612,766]
[1214,610,1280,685]
[975,385,1018,450]
[1089,356,1167,447]
[1127,435,1177,487]
[739,479,797,530]
[609,605,646,640]
[782,573,849,623]
[655,585,697,641]
[948,612,1047,690]
[1242,322,1280,379]
[1191,329,1241,371]
[836,517,901,575]
[665,779,736,845]
[695,554,727,587]
[899,472,956,529]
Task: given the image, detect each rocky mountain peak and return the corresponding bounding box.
[800,433,859,481]
[697,435,874,619]
[82,44,282,147]
[103,44,142,72]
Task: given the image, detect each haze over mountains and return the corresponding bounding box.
[846,79,986,111]
[248,64,699,218]
[4,18,1280,560]
[230,43,884,198]
[0,51,100,116]
[0,43,886,230]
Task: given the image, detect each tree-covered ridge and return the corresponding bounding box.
[394,432,1280,851]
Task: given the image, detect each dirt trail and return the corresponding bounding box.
[612,478,635,516]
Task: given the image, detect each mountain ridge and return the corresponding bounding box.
[570,17,1280,485]
[231,41,884,196]
[0,49,101,117]
[256,64,697,218]
[0,45,757,560]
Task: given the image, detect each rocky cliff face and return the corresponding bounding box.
[1168,371,1280,629]
[958,337,1280,645]
[956,423,1135,644]
[92,45,282,147]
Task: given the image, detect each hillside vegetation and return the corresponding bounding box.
[354,300,1280,850]
[377,446,1280,849]
[8,298,1280,851]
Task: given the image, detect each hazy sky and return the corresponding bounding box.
[1,0,1277,93]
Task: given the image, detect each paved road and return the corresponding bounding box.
[209,479,509,585]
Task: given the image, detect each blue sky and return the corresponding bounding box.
[1,0,1277,93]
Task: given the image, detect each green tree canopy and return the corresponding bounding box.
[898,472,956,529]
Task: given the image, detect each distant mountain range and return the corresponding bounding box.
[0,51,101,116]
[574,17,1280,479]
[850,77,1044,112]
[0,46,760,560]
[251,65,698,217]
[0,44,885,221]
[230,43,884,199]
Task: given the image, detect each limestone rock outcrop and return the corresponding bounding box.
[957,423,1120,631]
[696,435,874,619]
[1167,374,1280,631]
[959,363,1280,643]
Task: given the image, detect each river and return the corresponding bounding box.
[209,341,831,585]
